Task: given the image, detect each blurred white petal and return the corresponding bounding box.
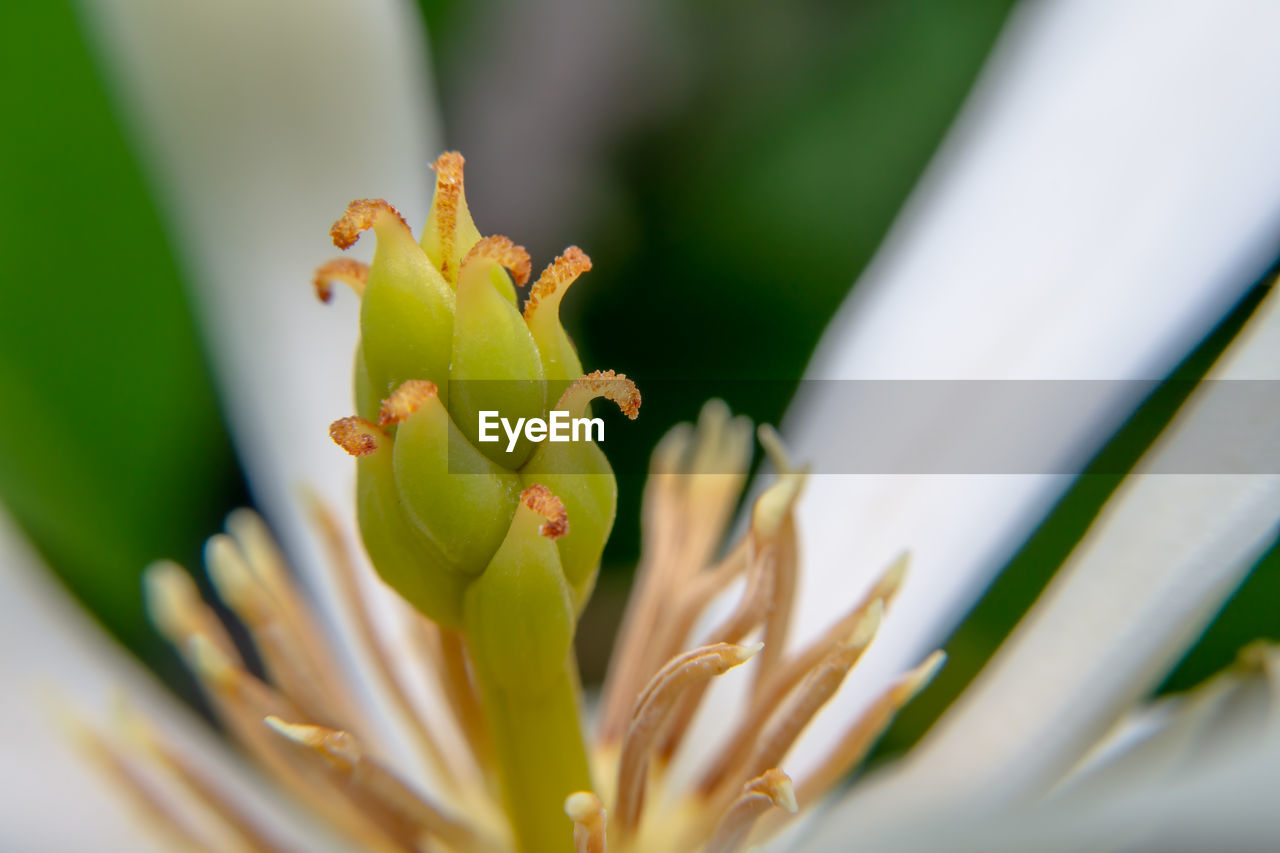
[802,283,1279,844]
[781,0,1280,779]
[800,734,1280,853]
[80,0,439,613]
[1062,643,1280,795]
[0,511,334,852]
[79,0,445,779]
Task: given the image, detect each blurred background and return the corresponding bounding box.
[2,0,1275,766]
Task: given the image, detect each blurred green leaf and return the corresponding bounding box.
[0,1,242,658]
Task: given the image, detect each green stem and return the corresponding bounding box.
[471,649,593,853]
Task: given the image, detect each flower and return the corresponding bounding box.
[3,0,1280,850]
[95,152,941,853]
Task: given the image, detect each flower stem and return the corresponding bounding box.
[471,648,593,853]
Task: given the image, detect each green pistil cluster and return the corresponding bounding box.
[319,153,639,853]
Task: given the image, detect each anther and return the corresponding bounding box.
[205,535,271,625]
[704,769,797,853]
[789,651,946,817]
[757,424,797,476]
[187,634,239,690]
[143,562,241,662]
[892,650,946,705]
[616,642,762,832]
[699,607,880,799]
[564,791,606,853]
[263,716,361,772]
[265,715,479,850]
[750,598,885,733]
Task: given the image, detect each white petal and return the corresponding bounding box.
[780,0,1280,779]
[1061,643,1280,795]
[79,0,438,601]
[799,735,1280,852]
[80,0,445,777]
[0,510,334,851]
[806,281,1279,842]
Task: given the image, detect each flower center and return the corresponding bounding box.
[76,152,945,853]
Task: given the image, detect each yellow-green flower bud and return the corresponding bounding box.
[419,151,484,290]
[463,485,575,695]
[317,151,643,853]
[352,344,381,422]
[328,417,468,627]
[381,380,521,576]
[523,247,590,382]
[320,150,639,694]
[448,236,546,468]
[521,372,641,609]
[330,199,456,407]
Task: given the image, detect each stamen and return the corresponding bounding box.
[749,471,807,542]
[749,557,902,724]
[564,791,607,853]
[703,769,797,853]
[313,258,369,302]
[698,605,882,800]
[329,199,409,250]
[460,234,532,287]
[265,717,479,852]
[143,562,242,663]
[596,537,747,742]
[757,424,796,476]
[119,708,295,853]
[187,636,299,722]
[264,717,359,771]
[147,572,363,832]
[307,497,468,793]
[377,379,439,427]
[603,541,752,746]
[871,551,910,603]
[1237,639,1274,671]
[524,246,592,320]
[177,635,390,845]
[205,534,272,624]
[329,417,384,457]
[71,718,217,852]
[223,511,303,623]
[520,484,569,540]
[892,649,947,706]
[615,642,762,833]
[426,625,493,774]
[656,548,776,762]
[752,515,798,697]
[205,534,344,730]
[671,540,753,631]
[555,370,642,419]
[597,407,753,743]
[150,530,455,849]
[787,651,946,826]
[222,510,372,741]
